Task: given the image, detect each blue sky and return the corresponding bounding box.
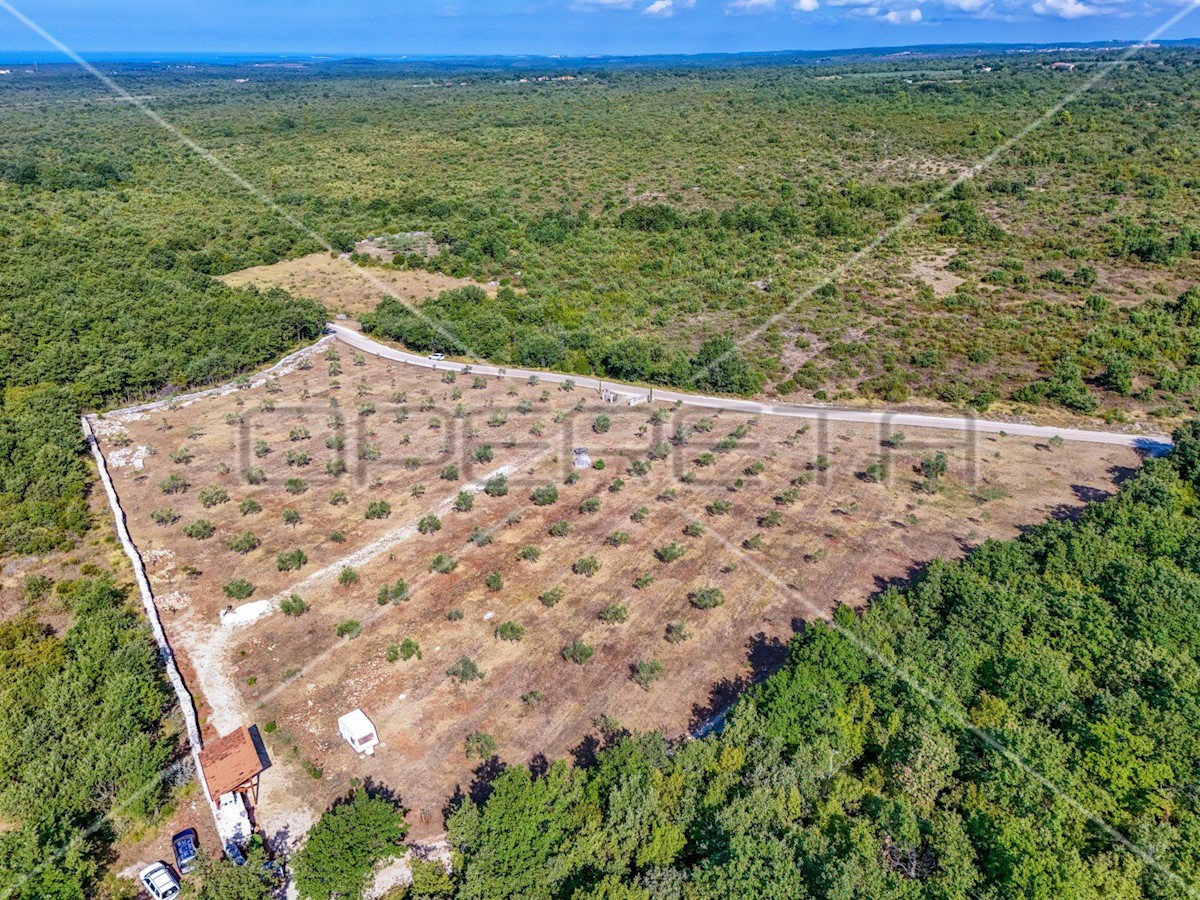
[0,0,1196,57]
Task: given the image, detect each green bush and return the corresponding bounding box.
[280,594,309,616]
[227,531,260,554]
[335,619,362,639]
[531,484,559,506]
[562,641,594,665]
[448,656,484,682]
[366,500,392,519]
[495,621,525,641]
[183,519,214,540]
[277,549,308,572]
[223,579,255,600]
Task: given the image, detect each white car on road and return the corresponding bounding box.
[428,352,445,362]
[139,862,180,900]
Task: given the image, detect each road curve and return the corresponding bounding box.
[329,323,1172,454]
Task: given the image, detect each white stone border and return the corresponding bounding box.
[81,416,217,827]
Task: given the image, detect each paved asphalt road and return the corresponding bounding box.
[329,323,1172,454]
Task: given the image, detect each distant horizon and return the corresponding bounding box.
[1,0,1198,61]
[0,36,1197,68]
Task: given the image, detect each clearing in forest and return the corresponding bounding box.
[91,339,1142,841]
[217,252,497,317]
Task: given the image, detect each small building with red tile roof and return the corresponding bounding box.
[199,725,264,803]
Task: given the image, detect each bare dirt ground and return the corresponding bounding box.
[216,253,497,317]
[93,340,1142,842]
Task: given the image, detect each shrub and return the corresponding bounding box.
[863,461,888,483]
[695,452,715,468]
[608,477,625,493]
[465,731,497,760]
[418,515,442,534]
[656,543,687,563]
[531,484,559,506]
[22,575,52,600]
[518,545,542,562]
[326,458,348,477]
[634,573,655,589]
[707,499,733,515]
[159,473,188,494]
[282,508,302,527]
[254,440,271,458]
[470,527,493,546]
[632,659,664,690]
[760,510,783,528]
[277,549,308,572]
[151,507,177,526]
[522,690,545,706]
[454,491,475,513]
[573,556,601,577]
[239,498,262,516]
[328,531,346,543]
[683,521,706,537]
[562,641,594,665]
[606,531,631,547]
[336,619,362,639]
[540,586,564,607]
[430,553,458,574]
[579,497,601,514]
[227,531,260,554]
[548,520,573,538]
[593,414,612,434]
[338,566,360,586]
[495,621,525,641]
[486,571,504,591]
[598,603,629,624]
[446,608,465,621]
[649,442,670,460]
[631,506,650,523]
[377,579,410,605]
[289,427,310,442]
[448,656,484,682]
[285,477,307,495]
[441,464,459,481]
[330,490,349,506]
[198,486,229,508]
[665,621,690,643]
[630,460,651,477]
[246,467,266,485]
[366,500,392,520]
[690,587,725,609]
[484,474,509,497]
[280,594,309,616]
[473,445,494,463]
[223,579,255,600]
[398,637,421,660]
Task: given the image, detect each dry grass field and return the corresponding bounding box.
[216,252,498,317]
[92,339,1142,840]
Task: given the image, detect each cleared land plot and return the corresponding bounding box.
[216,252,497,317]
[94,340,1142,839]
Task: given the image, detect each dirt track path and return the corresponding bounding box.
[330,324,1172,454]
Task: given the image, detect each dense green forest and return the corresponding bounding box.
[3,50,1200,553]
[434,430,1200,900]
[0,578,177,899]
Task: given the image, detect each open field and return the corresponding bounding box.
[216,252,498,317]
[93,337,1142,840]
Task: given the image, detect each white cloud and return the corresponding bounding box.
[939,0,990,10]
[1031,0,1101,15]
[883,6,923,19]
[794,0,820,10]
[724,0,778,12]
[644,0,696,14]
